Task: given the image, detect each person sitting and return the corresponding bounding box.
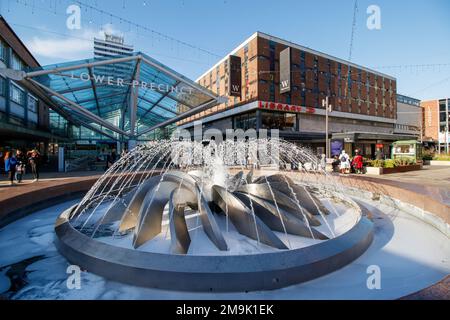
[331,155,341,172]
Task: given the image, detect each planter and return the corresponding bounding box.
[430,160,450,166]
[365,167,383,175]
[382,164,422,174]
[365,164,422,175]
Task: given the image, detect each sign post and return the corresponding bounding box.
[322,97,333,159]
[58,147,65,172]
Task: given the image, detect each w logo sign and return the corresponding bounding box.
[232,84,240,92]
[281,80,289,89]
[280,80,290,93]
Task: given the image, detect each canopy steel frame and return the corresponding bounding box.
[136,98,217,137]
[88,67,101,116]
[129,58,141,137]
[21,53,222,140]
[28,78,130,137]
[139,96,179,116]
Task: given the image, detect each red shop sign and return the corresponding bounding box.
[258,101,315,114]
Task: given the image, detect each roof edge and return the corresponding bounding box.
[196,31,396,82]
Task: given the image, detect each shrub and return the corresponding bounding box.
[394,157,415,166]
[368,159,384,167]
[433,153,450,161]
[384,160,396,168]
[422,152,434,161]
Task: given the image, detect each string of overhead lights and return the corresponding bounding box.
[9,21,214,67]
[2,0,223,62]
[408,76,450,96]
[73,0,222,58]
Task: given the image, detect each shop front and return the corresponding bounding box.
[331,132,418,159]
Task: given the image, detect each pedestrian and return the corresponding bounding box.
[28,149,40,182]
[4,151,17,186]
[351,150,364,174]
[339,150,350,174]
[105,149,117,171]
[332,155,341,172]
[111,149,117,163]
[320,154,326,171]
[105,151,112,171]
[15,149,26,183]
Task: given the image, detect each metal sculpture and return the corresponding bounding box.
[79,170,333,253]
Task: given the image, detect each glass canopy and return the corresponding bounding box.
[24,52,221,141]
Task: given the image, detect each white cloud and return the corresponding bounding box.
[26,24,125,62]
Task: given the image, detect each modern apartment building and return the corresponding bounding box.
[395,94,422,138]
[179,32,408,158]
[94,33,134,59]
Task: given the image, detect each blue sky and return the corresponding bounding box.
[1,0,449,100]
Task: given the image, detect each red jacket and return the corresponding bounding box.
[352,155,364,169]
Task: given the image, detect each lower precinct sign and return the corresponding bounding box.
[258,101,316,114]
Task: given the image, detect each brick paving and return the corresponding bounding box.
[0,167,448,299]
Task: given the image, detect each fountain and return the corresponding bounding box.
[54,139,374,292]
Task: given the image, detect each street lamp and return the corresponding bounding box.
[322,97,333,159]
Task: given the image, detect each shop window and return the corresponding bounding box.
[261,111,297,131]
[234,112,256,130]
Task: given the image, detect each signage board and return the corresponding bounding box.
[279,47,291,94]
[228,55,242,97]
[258,101,316,114]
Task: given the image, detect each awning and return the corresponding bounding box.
[332,132,419,142]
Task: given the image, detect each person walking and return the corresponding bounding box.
[4,151,17,186]
[320,154,327,171]
[111,149,117,163]
[15,149,26,183]
[339,150,350,174]
[28,149,40,182]
[105,149,117,171]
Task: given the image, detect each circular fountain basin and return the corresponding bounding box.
[54,203,373,292]
[0,194,449,299]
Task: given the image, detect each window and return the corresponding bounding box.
[261,111,297,131]
[0,76,5,96]
[28,94,38,112]
[233,112,256,131]
[11,53,24,70]
[10,82,25,105]
[0,39,6,62]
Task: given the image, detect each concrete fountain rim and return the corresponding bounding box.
[54,202,374,292]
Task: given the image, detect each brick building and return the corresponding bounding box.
[179,32,413,158]
[0,15,71,158]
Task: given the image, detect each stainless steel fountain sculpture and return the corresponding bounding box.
[55,139,374,292]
